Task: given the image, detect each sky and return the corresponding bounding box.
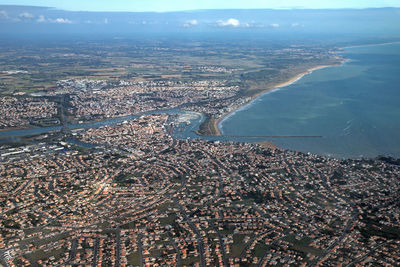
[1,0,400,12]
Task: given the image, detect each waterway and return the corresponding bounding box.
[220,43,400,158]
[0,109,205,142]
[2,43,400,159]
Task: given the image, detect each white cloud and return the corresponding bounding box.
[291,22,304,27]
[37,15,73,24]
[84,19,108,25]
[183,19,198,28]
[215,19,265,29]
[217,18,240,27]
[270,23,280,28]
[0,10,8,19]
[19,12,34,19]
[37,15,46,23]
[49,18,73,24]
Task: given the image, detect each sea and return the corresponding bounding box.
[219,43,400,159]
[2,43,400,159]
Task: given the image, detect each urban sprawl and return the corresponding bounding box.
[0,66,399,267]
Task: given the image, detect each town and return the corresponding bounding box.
[0,40,342,135]
[0,96,58,129]
[0,38,399,267]
[0,114,399,266]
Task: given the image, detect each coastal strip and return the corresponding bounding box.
[210,64,340,136]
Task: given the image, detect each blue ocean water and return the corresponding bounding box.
[220,43,400,158]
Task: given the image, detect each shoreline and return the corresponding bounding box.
[210,64,340,136]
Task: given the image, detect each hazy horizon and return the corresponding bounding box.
[1,5,400,43]
[2,0,400,12]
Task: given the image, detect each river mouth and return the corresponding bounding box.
[1,103,398,159]
[0,109,207,144]
[2,44,400,159]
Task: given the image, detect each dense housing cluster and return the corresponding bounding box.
[66,80,239,122]
[1,115,399,266]
[0,39,398,266]
[0,96,58,129]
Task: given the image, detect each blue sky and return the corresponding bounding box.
[1,0,400,12]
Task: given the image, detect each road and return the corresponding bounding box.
[115,228,121,267]
[308,168,359,267]
[167,232,183,267]
[138,233,144,267]
[209,220,228,267]
[92,238,100,267]
[176,201,206,267]
[0,249,10,267]
[345,241,392,267]
[258,236,285,267]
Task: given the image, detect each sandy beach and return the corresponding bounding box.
[210,64,338,136]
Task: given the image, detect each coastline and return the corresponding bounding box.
[210,64,340,136]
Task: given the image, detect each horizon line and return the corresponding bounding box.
[0,4,399,13]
